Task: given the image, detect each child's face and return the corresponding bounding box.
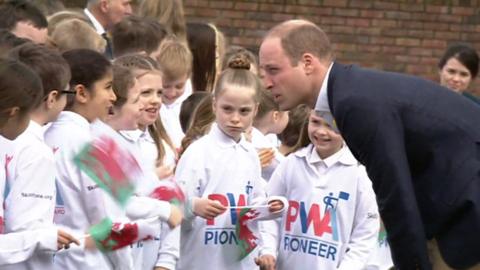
[86,71,116,122]
[162,75,188,105]
[308,112,343,159]
[137,72,162,128]
[213,85,258,142]
[113,78,143,130]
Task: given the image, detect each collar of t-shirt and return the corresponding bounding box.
[56,111,90,131]
[84,8,106,35]
[119,129,154,144]
[24,120,45,142]
[296,144,357,169]
[209,123,250,151]
[314,62,334,113]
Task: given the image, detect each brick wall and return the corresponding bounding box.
[183,0,480,95]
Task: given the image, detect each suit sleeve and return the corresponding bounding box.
[335,98,431,270]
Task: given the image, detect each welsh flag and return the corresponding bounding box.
[235,208,260,260]
[89,218,139,251]
[149,179,185,206]
[74,135,141,207]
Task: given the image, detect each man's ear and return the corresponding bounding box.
[301,53,315,75]
[100,0,110,13]
[74,84,89,104]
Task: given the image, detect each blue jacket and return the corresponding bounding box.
[327,62,480,269]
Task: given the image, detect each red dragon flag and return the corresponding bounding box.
[74,135,141,207]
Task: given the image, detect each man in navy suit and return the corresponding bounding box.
[258,19,480,270]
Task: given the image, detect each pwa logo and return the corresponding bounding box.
[285,191,349,241]
[54,180,65,217]
[206,193,246,225]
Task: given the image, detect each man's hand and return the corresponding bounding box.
[193,198,227,220]
[255,254,276,270]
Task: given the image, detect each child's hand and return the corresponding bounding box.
[268,199,284,213]
[167,204,183,228]
[156,164,174,179]
[57,229,80,250]
[84,235,96,251]
[254,254,276,270]
[258,148,275,168]
[193,198,227,220]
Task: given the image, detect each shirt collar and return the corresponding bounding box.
[209,123,250,151]
[295,143,357,168]
[25,120,44,142]
[84,8,106,35]
[120,129,153,143]
[56,111,90,130]
[314,62,334,112]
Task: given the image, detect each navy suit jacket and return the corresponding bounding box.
[327,63,480,269]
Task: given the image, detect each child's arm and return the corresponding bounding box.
[0,226,79,265]
[154,224,180,270]
[125,196,182,228]
[5,146,56,232]
[337,169,380,270]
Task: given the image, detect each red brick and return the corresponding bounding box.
[406,64,432,75]
[334,43,357,51]
[396,55,420,63]
[233,19,259,29]
[408,30,434,39]
[221,10,245,19]
[346,18,370,27]
[333,8,359,17]
[356,27,381,36]
[358,44,381,53]
[452,6,475,16]
[349,1,373,9]
[382,46,407,54]
[209,1,233,9]
[371,19,397,28]
[425,5,449,14]
[423,22,449,31]
[259,4,284,13]
[184,0,209,7]
[321,17,346,25]
[399,3,425,12]
[398,21,424,29]
[371,37,395,45]
[396,38,421,46]
[323,0,348,7]
[409,47,433,57]
[195,8,219,17]
[234,2,258,11]
[331,25,355,34]
[373,1,399,10]
[385,11,412,20]
[272,13,295,22]
[360,10,384,18]
[421,39,446,49]
[434,31,461,40]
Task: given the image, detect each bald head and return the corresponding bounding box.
[263,19,333,65]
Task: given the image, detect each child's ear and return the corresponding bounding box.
[211,98,217,114]
[253,102,259,117]
[74,84,89,104]
[45,90,60,109]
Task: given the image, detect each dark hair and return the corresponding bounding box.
[112,15,168,58]
[8,43,71,98]
[0,57,42,117]
[179,91,210,133]
[0,0,48,30]
[0,29,30,56]
[278,104,310,151]
[112,64,135,108]
[62,49,112,108]
[180,94,215,156]
[187,22,217,92]
[438,43,479,78]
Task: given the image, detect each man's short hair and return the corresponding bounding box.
[0,0,48,30]
[112,15,168,58]
[267,20,333,65]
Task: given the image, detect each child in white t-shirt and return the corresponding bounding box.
[257,110,379,270]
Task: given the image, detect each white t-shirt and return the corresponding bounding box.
[175,123,268,270]
[3,121,56,269]
[264,145,379,270]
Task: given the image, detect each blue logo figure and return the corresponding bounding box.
[323,191,349,241]
[245,181,253,195]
